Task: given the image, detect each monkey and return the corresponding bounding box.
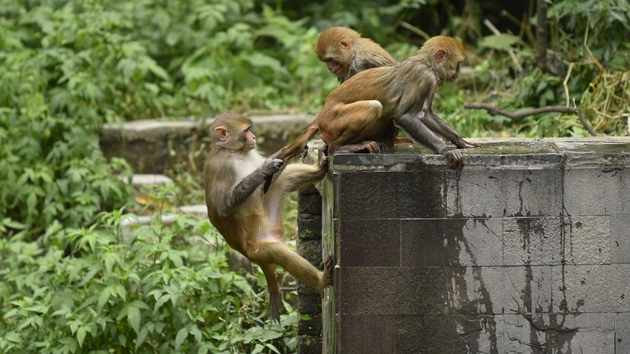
[276,35,480,168]
[315,26,415,150]
[204,112,333,322]
[316,26,396,84]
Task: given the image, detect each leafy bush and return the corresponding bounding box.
[0,112,133,240]
[0,207,297,354]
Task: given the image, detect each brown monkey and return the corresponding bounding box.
[276,36,479,168]
[204,112,333,322]
[315,26,413,150]
[316,26,396,83]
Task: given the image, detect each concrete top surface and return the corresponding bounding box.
[331,136,630,169]
[101,114,316,141]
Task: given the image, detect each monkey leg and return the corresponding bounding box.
[263,159,327,224]
[260,263,283,323]
[245,240,331,292]
[321,100,385,152]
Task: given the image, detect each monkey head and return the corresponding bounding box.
[420,36,467,82]
[210,113,256,153]
[316,27,361,80]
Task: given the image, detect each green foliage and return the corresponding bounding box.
[549,0,630,71]
[464,0,630,137]
[0,208,297,353]
[0,0,338,119]
[0,111,133,240]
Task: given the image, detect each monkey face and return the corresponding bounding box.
[325,59,346,78]
[244,128,256,151]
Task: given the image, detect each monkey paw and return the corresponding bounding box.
[337,141,380,153]
[443,149,465,169]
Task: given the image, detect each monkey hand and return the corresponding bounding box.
[440,148,465,169]
[261,158,284,177]
[317,145,329,168]
[456,139,481,149]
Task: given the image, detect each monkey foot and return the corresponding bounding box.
[337,141,380,153]
[394,137,415,145]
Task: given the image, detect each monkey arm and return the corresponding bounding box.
[395,112,466,169]
[424,111,480,149]
[394,112,449,154]
[224,159,283,215]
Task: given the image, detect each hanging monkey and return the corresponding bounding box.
[204,112,333,322]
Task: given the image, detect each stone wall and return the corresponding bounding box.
[317,137,630,354]
[99,115,313,173]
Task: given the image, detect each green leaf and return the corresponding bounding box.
[245,53,287,74]
[175,327,188,349]
[127,304,141,334]
[77,327,86,347]
[478,34,520,51]
[135,327,149,351]
[154,294,171,314]
[97,287,110,312]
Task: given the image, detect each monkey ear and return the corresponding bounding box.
[214,126,230,141]
[339,37,352,49]
[434,49,447,63]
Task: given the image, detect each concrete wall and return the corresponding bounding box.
[317,137,630,354]
[100,115,314,173]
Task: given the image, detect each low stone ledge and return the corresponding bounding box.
[100,114,315,173]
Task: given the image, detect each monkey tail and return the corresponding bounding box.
[276,123,320,160]
[263,122,320,193]
[261,263,282,323]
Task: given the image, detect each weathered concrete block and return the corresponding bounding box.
[611,215,630,264]
[297,215,322,240]
[337,314,507,354]
[298,190,322,215]
[616,312,630,353]
[336,315,396,354]
[337,267,448,315]
[503,313,615,354]
[565,216,611,265]
[501,266,553,314]
[446,168,563,218]
[297,336,322,354]
[338,219,400,267]
[297,239,323,267]
[335,170,446,219]
[563,167,630,216]
[442,266,506,316]
[298,293,323,314]
[503,217,563,266]
[298,313,322,336]
[401,218,503,267]
[551,265,630,313]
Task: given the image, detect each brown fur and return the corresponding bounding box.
[205,113,333,322]
[277,36,478,167]
[316,26,395,83]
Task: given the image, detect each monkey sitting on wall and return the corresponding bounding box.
[276,36,479,168]
[204,112,333,322]
[315,26,414,149]
[316,26,396,84]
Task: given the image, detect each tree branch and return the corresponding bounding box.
[464,102,597,136]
